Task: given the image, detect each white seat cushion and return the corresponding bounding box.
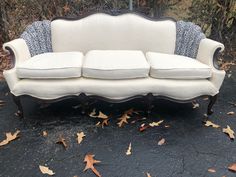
[82,50,150,79]
[17,52,84,79]
[146,52,212,79]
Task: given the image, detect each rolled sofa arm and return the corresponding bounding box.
[3,39,31,91]
[196,38,224,69]
[196,38,225,90]
[3,38,31,68]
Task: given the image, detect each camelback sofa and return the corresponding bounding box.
[3,12,225,118]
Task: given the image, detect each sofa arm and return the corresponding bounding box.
[196,38,224,69]
[196,38,225,90]
[3,38,31,69]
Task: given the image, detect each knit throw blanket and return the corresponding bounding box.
[20,20,52,57]
[175,21,206,58]
[21,20,205,59]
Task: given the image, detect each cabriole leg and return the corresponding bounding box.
[207,94,218,115]
[145,93,154,118]
[12,94,24,118]
[79,93,89,115]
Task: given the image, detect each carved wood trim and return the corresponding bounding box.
[52,10,177,22]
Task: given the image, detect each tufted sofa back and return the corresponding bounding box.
[51,13,176,54]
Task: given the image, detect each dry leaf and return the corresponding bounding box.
[63,3,70,13]
[90,110,108,119]
[56,135,68,148]
[39,165,55,175]
[149,120,164,127]
[227,111,235,115]
[208,168,216,173]
[124,108,139,115]
[126,143,132,155]
[139,123,150,132]
[84,154,101,177]
[165,125,170,128]
[97,111,108,119]
[204,121,220,128]
[42,131,48,137]
[117,113,130,127]
[158,138,165,145]
[192,101,200,109]
[101,119,109,128]
[77,132,85,144]
[228,163,236,172]
[223,125,235,139]
[95,121,101,126]
[89,108,97,117]
[0,130,20,146]
[146,172,152,177]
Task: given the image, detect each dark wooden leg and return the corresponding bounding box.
[12,94,24,118]
[207,94,218,115]
[145,93,154,118]
[79,93,89,115]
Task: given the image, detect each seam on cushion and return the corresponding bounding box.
[150,74,212,79]
[150,67,211,70]
[82,67,150,71]
[18,75,81,79]
[17,67,82,70]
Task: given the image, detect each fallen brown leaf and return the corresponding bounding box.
[117,113,130,127]
[77,132,85,144]
[204,121,220,128]
[227,111,235,115]
[0,130,20,146]
[39,165,55,175]
[126,143,132,155]
[158,138,165,145]
[208,168,216,173]
[165,125,170,128]
[146,172,152,177]
[223,125,235,140]
[56,135,68,148]
[63,3,70,13]
[220,61,236,71]
[228,163,236,172]
[42,131,48,137]
[149,120,164,127]
[84,154,101,177]
[95,121,101,126]
[90,110,108,119]
[89,108,96,117]
[139,123,150,132]
[96,111,108,119]
[101,119,109,128]
[124,108,139,115]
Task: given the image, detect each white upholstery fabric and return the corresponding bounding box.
[12,77,218,100]
[3,69,19,91]
[83,50,150,79]
[146,52,212,79]
[16,52,83,79]
[196,38,225,90]
[51,13,176,54]
[3,38,31,66]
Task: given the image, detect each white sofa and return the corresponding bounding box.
[2,13,225,117]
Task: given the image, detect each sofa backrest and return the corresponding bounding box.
[51,13,176,54]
